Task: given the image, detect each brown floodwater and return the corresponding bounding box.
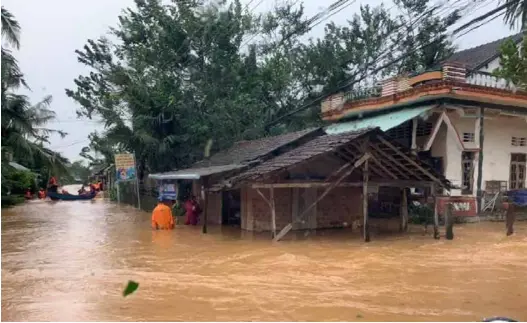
[2,192,527,322]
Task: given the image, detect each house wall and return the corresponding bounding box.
[205,191,223,225]
[433,112,527,196]
[480,116,527,187]
[240,186,363,232]
[478,56,501,73]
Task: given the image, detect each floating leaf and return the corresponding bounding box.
[123,280,139,297]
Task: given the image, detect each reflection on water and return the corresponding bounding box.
[2,192,527,321]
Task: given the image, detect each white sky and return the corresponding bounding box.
[3,0,514,162]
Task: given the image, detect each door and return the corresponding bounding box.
[510,153,526,189]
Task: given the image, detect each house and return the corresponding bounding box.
[149,127,323,226]
[321,33,527,218]
[150,126,450,241]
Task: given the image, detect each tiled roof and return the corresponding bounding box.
[193,127,322,167]
[227,128,375,182]
[149,127,322,179]
[446,33,523,69]
[222,128,452,189]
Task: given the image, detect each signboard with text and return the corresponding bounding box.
[158,183,177,200]
[114,153,137,182]
[436,196,477,217]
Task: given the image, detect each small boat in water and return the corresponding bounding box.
[47,191,97,201]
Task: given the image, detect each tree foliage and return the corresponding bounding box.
[67,0,460,178]
[494,32,527,90]
[1,6,69,199]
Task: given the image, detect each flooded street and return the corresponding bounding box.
[2,195,527,321]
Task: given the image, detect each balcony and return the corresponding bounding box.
[466,70,516,90]
[321,62,521,121]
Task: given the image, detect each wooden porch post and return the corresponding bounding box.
[270,187,277,238]
[400,187,408,232]
[445,203,454,240]
[411,118,418,153]
[476,107,485,214]
[433,194,440,240]
[363,158,370,242]
[202,177,209,234]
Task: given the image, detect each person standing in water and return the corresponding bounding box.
[184,195,202,226]
[152,195,175,230]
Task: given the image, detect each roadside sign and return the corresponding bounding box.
[114,154,137,182]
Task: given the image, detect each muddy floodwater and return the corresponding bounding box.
[2,193,527,321]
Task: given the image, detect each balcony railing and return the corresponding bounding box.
[322,63,519,116]
[466,70,516,91]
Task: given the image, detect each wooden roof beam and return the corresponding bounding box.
[376,135,444,186]
[368,143,414,180]
[342,146,395,180]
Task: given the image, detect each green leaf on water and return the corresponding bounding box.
[123,280,139,297]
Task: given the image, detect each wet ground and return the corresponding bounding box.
[2,193,527,321]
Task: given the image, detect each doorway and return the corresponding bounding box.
[222,189,241,226]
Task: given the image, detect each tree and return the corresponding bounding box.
[67,0,459,177]
[1,7,69,185]
[494,33,527,90]
[502,0,527,30]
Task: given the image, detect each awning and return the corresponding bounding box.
[325,105,436,135]
[149,164,245,180]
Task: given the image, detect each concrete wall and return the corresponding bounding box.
[430,112,527,195]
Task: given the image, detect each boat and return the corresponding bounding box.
[47,191,97,201]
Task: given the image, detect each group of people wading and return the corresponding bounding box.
[151,194,202,230]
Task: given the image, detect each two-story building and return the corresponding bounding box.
[321,33,527,217]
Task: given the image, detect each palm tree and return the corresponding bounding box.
[502,0,527,30]
[1,6,20,49]
[1,6,68,175]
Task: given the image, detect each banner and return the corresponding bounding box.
[158,183,177,200]
[114,154,137,182]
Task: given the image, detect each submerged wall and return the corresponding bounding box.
[240,186,363,232]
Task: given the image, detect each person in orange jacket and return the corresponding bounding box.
[152,195,175,230]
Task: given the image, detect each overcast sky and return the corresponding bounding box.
[3,0,514,163]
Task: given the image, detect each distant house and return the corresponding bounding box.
[321,33,527,217]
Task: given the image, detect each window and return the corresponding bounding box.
[510,153,526,189]
[511,137,527,147]
[463,132,475,143]
[461,151,475,194]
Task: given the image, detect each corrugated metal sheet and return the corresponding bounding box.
[149,164,245,180]
[8,162,30,171]
[325,105,435,135]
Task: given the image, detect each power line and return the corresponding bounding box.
[265,0,507,127]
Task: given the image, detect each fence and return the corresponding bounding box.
[116,180,159,213]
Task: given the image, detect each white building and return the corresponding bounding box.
[321,33,527,217]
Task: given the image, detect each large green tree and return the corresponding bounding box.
[67,0,460,177]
